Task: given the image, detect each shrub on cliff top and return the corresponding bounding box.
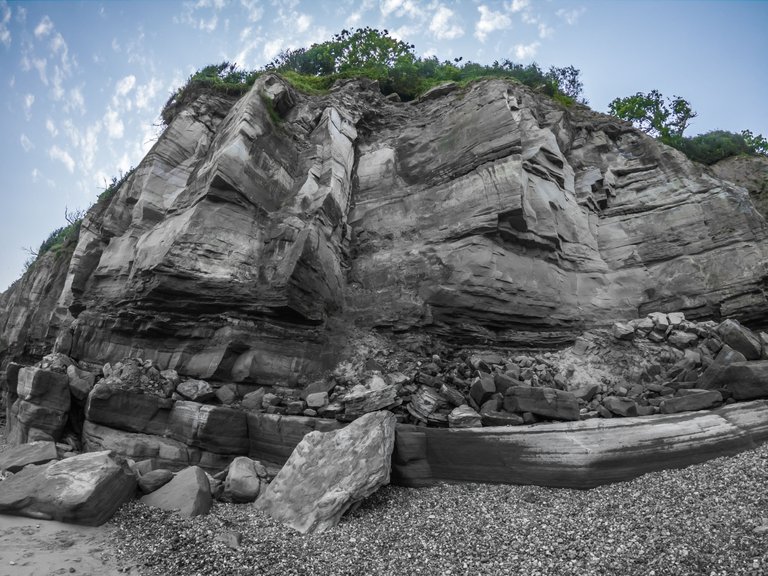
[160,28,586,125]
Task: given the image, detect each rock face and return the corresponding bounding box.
[255,410,396,533]
[0,450,136,525]
[2,74,768,387]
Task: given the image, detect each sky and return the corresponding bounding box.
[1,0,766,292]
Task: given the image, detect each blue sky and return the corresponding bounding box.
[1,0,766,291]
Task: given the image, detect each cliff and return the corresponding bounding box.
[2,74,768,385]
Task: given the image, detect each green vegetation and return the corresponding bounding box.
[160,28,586,125]
[162,62,260,124]
[98,166,135,203]
[609,90,767,165]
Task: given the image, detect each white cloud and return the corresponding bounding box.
[429,5,464,40]
[240,0,263,21]
[20,133,34,152]
[135,77,163,111]
[475,5,512,42]
[0,0,11,47]
[111,38,120,52]
[507,0,529,12]
[295,13,311,33]
[538,23,553,38]
[81,123,101,170]
[379,0,422,19]
[117,152,132,174]
[514,41,539,60]
[14,4,25,23]
[23,93,34,118]
[34,15,54,38]
[104,108,124,139]
[45,118,58,137]
[556,7,585,25]
[262,38,284,61]
[67,87,86,114]
[116,75,137,97]
[178,0,225,32]
[49,145,75,172]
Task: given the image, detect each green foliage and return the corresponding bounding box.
[37,220,81,257]
[608,90,697,142]
[98,166,135,203]
[674,130,767,165]
[259,93,282,125]
[162,62,259,124]
[267,27,585,103]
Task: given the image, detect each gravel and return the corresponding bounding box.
[109,443,768,576]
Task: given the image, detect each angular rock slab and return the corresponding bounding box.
[392,400,768,489]
[0,441,58,472]
[140,466,212,517]
[0,450,136,525]
[255,410,396,533]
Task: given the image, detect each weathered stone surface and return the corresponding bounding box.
[255,411,396,533]
[305,391,328,409]
[603,396,639,417]
[343,378,397,415]
[448,405,482,428]
[82,421,235,472]
[17,367,70,412]
[4,75,768,389]
[709,361,768,401]
[138,469,174,494]
[392,400,768,488]
[698,345,748,390]
[612,322,635,340]
[223,457,268,503]
[86,381,171,436]
[469,375,496,407]
[668,331,698,349]
[0,441,58,472]
[407,386,450,423]
[246,412,344,465]
[480,410,524,427]
[140,466,212,517]
[661,390,723,414]
[176,379,215,402]
[0,451,136,525]
[166,401,249,455]
[67,365,96,401]
[241,388,265,410]
[718,319,762,360]
[503,386,579,421]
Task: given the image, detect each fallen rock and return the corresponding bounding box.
[306,391,329,409]
[140,466,212,517]
[255,410,396,533]
[215,384,238,405]
[138,469,174,494]
[222,456,268,503]
[0,441,58,472]
[17,367,70,412]
[448,405,481,428]
[717,319,762,360]
[0,450,136,525]
[698,345,748,389]
[711,361,768,401]
[176,379,215,402]
[503,386,579,421]
[343,379,398,415]
[603,396,638,417]
[480,410,524,427]
[67,365,96,402]
[241,388,265,410]
[612,322,635,340]
[667,331,698,349]
[469,375,496,407]
[661,390,723,414]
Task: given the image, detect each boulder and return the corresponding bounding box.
[698,345,748,389]
[67,365,96,401]
[710,361,768,401]
[667,331,698,349]
[503,386,579,421]
[15,399,69,442]
[306,391,329,409]
[612,322,635,340]
[603,396,638,417]
[138,469,174,494]
[439,383,465,407]
[223,456,268,503]
[17,367,70,412]
[241,388,265,410]
[572,384,599,402]
[176,379,215,402]
[717,319,762,360]
[0,451,136,525]
[469,375,496,407]
[0,441,58,472]
[406,386,450,423]
[661,390,723,414]
[448,405,481,428]
[140,466,212,517]
[215,384,238,405]
[343,379,398,415]
[255,411,396,533]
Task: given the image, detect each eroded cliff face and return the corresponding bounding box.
[2,75,768,386]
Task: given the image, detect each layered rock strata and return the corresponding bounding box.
[2,75,768,387]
